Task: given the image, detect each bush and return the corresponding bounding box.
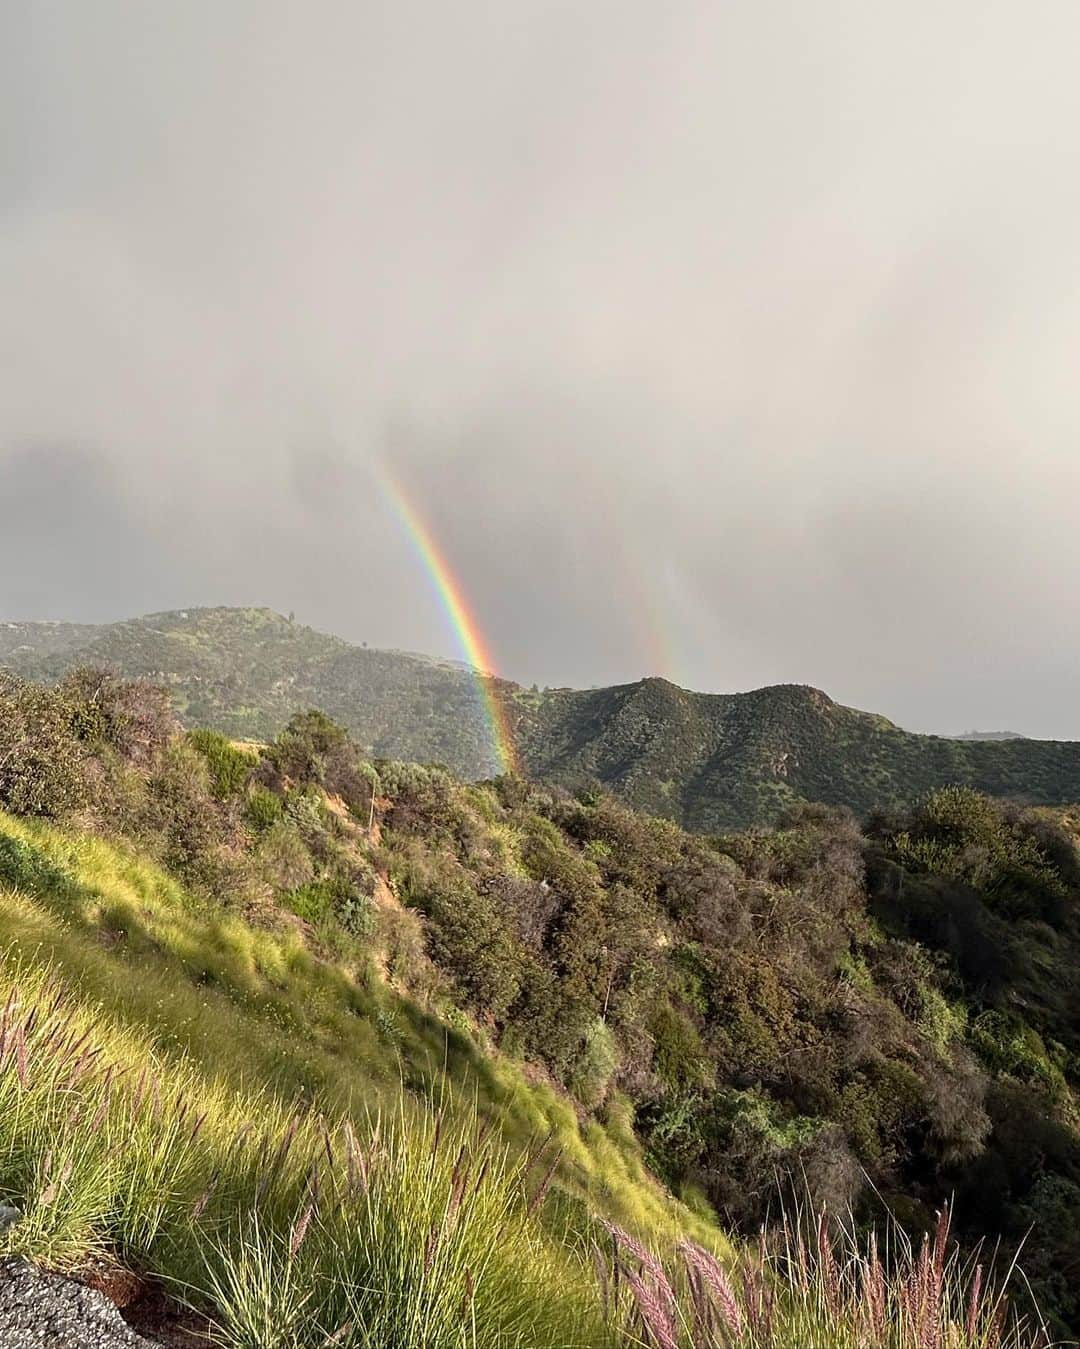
[565,1017,618,1108]
[403,862,522,1021]
[287,871,376,938]
[244,785,283,832]
[147,740,227,876]
[649,1003,712,1093]
[0,673,88,817]
[254,820,315,892]
[889,787,1068,922]
[58,669,174,764]
[270,709,349,781]
[188,730,257,799]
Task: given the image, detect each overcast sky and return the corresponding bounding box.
[3,3,1080,736]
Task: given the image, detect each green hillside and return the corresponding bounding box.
[6,605,1080,831]
[0,670,1076,1341]
[520,678,1080,831]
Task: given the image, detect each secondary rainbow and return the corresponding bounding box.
[379,470,521,776]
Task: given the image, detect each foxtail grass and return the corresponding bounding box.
[0,959,609,1347]
[603,1205,1059,1348]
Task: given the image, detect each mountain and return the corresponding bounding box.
[517,679,1080,831]
[954,729,1029,741]
[5,606,1080,830]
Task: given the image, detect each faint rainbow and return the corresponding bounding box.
[379,469,521,776]
[607,493,681,684]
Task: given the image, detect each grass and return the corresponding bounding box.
[0,809,721,1254]
[0,954,1055,1348]
[0,959,608,1347]
[603,1207,1056,1349]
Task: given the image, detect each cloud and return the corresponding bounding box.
[3,2,1080,736]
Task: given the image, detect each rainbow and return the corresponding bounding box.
[379,470,521,777]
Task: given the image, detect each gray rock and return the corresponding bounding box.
[0,1259,160,1348]
[0,1210,19,1233]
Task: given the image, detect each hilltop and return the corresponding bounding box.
[5,607,1080,829]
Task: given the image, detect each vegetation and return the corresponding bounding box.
[603,1206,1049,1349]
[6,607,1080,829]
[0,668,1074,1342]
[0,961,606,1348]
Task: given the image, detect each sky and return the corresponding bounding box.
[3,2,1080,737]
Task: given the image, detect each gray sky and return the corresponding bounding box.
[3,3,1080,737]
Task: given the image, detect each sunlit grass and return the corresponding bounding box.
[602,1207,1055,1349]
[0,959,608,1347]
[0,810,720,1254]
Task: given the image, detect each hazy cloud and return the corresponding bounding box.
[3,2,1080,735]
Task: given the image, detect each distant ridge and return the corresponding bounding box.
[953,730,1029,742]
[4,606,1079,829]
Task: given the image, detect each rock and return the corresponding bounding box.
[0,1209,19,1233]
[0,1258,160,1348]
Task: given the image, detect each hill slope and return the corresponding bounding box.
[0,673,1076,1337]
[6,607,1080,829]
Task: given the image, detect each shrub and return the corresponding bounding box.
[566,1017,619,1109]
[0,673,88,817]
[254,819,315,892]
[649,1003,712,1094]
[377,906,441,1001]
[147,739,230,877]
[285,879,336,924]
[287,871,376,939]
[245,784,283,832]
[404,864,522,1021]
[188,729,257,799]
[58,668,174,764]
[270,709,349,782]
[889,787,1068,922]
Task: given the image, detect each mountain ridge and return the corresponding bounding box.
[4,605,1079,829]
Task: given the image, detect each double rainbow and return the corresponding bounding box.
[380,470,521,777]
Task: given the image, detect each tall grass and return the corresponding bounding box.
[0,809,721,1249]
[0,959,610,1348]
[601,1207,1058,1349]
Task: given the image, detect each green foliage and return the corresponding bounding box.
[648,1003,712,1093]
[148,739,232,878]
[0,965,609,1349]
[10,607,1080,832]
[398,853,522,1020]
[970,1010,1068,1095]
[565,1018,619,1109]
[0,668,1077,1336]
[287,871,375,938]
[188,728,257,798]
[890,786,1068,920]
[271,708,348,780]
[0,830,78,899]
[245,784,284,831]
[0,672,89,817]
